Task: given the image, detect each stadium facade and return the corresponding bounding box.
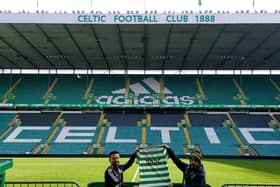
[0,11,280,158]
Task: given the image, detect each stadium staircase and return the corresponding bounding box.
[92,113,107,154]
[2,78,22,103]
[232,78,248,105]
[226,113,258,156]
[42,78,58,104]
[38,113,64,154]
[83,78,95,104]
[268,114,280,130]
[195,78,206,104]
[270,78,280,101]
[160,78,165,101]
[0,114,19,140]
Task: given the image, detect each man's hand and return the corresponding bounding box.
[135,146,140,152]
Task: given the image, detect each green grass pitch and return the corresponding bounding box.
[5,158,280,187]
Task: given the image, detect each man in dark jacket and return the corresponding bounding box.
[104,148,139,187]
[164,145,206,187]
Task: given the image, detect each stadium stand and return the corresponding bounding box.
[1,111,280,156]
[0,75,280,106]
[149,112,184,126]
[230,113,272,127]
[1,8,280,187]
[188,112,228,127]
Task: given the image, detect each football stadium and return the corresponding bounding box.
[0,0,280,187]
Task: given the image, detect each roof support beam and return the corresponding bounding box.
[179,25,200,70]
[215,25,255,69]
[63,25,93,69]
[264,48,280,62]
[9,24,57,69]
[0,36,37,68]
[36,24,75,69]
[0,54,20,68]
[236,25,280,68]
[143,25,149,71]
[254,33,280,68]
[116,25,128,70]
[255,47,280,68]
[162,25,173,71]
[89,25,110,70]
[198,25,226,69]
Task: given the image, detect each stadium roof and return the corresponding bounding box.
[0,13,280,70]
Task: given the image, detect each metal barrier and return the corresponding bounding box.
[5,181,81,187]
[221,184,280,187]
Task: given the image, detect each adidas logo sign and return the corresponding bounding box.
[112,77,173,95]
[94,77,194,105]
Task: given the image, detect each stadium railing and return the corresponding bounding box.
[221,184,280,187]
[87,182,182,187]
[5,181,80,187]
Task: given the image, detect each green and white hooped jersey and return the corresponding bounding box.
[136,145,171,187]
